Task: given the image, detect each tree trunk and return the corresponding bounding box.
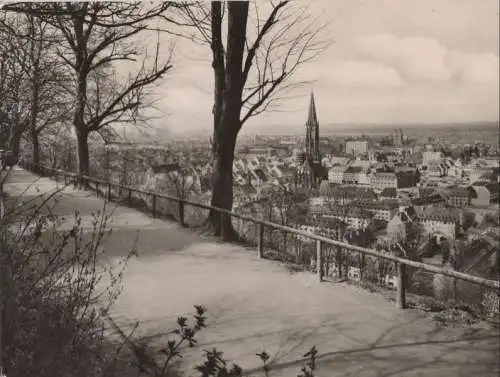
[210,1,225,138]
[31,131,40,172]
[29,39,41,171]
[7,123,23,165]
[74,66,89,182]
[208,128,238,240]
[76,129,90,186]
[206,2,249,241]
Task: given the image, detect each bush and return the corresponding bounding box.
[0,191,132,377]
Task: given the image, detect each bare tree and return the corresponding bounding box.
[0,13,30,160]
[0,12,71,169]
[166,165,196,202]
[4,2,177,180]
[263,185,308,225]
[264,185,308,251]
[177,1,330,239]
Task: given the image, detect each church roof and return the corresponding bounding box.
[310,162,328,180]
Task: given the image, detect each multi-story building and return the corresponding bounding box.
[351,199,400,222]
[418,212,459,239]
[422,151,442,166]
[324,205,373,230]
[292,216,345,242]
[342,166,363,184]
[345,140,368,156]
[318,182,377,205]
[446,188,470,208]
[328,165,345,184]
[371,172,398,190]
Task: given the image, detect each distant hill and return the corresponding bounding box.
[130,120,499,141]
[240,121,500,137]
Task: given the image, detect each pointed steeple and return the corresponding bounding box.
[306,90,318,127]
[305,90,320,164]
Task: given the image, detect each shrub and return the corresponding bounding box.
[0,191,132,377]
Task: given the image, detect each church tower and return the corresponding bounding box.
[305,91,320,163]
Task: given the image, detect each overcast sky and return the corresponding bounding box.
[145,0,499,137]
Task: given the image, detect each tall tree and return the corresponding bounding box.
[180,1,329,239]
[4,2,176,179]
[0,12,71,169]
[0,13,30,160]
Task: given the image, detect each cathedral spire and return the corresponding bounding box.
[306,90,318,127]
[305,90,320,164]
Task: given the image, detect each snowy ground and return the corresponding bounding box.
[4,167,500,377]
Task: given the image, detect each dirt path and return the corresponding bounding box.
[5,167,499,377]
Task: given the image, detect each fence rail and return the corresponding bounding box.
[18,162,500,313]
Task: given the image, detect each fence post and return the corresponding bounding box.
[317,240,323,282]
[178,199,185,226]
[257,222,264,258]
[128,189,132,206]
[152,194,156,218]
[95,181,99,196]
[107,183,112,201]
[397,262,407,309]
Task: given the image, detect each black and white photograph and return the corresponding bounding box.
[0,1,499,376]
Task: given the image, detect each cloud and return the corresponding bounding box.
[327,60,405,88]
[447,52,500,84]
[351,33,500,88]
[353,33,452,81]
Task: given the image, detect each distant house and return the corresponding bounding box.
[318,183,377,205]
[463,164,493,182]
[395,169,419,188]
[416,207,460,239]
[342,166,363,184]
[249,168,268,186]
[324,205,373,230]
[479,214,500,236]
[371,172,397,190]
[291,215,346,242]
[444,187,470,208]
[350,199,400,222]
[380,187,397,199]
[275,166,297,180]
[328,165,345,184]
[419,187,437,198]
[478,168,499,182]
[411,193,446,209]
